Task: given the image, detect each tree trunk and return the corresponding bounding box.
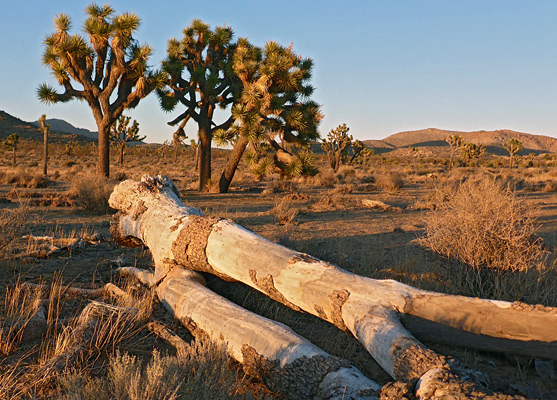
[12,147,16,166]
[109,176,557,397]
[119,266,380,399]
[198,124,211,192]
[119,144,125,166]
[97,123,110,177]
[43,129,48,175]
[215,135,249,193]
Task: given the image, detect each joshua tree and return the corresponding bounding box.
[38,114,50,175]
[158,20,240,191]
[172,127,186,163]
[503,138,523,169]
[214,40,322,192]
[350,139,374,166]
[321,124,352,172]
[37,4,166,177]
[3,133,20,166]
[64,134,78,158]
[445,134,462,172]
[110,114,144,166]
[189,139,200,171]
[461,142,486,167]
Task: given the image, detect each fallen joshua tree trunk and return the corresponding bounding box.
[109,175,557,398]
[118,266,380,399]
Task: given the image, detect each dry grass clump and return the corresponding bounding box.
[57,339,257,400]
[0,202,29,258]
[375,171,404,193]
[70,175,115,214]
[269,196,299,225]
[418,178,557,304]
[0,280,44,355]
[0,170,50,188]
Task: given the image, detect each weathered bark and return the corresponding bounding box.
[109,175,555,397]
[119,144,125,166]
[97,123,110,177]
[215,135,249,193]
[198,124,212,192]
[43,128,48,176]
[119,266,380,399]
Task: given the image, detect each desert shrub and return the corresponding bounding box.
[418,178,557,304]
[70,175,115,214]
[0,170,50,188]
[269,196,299,225]
[375,171,404,193]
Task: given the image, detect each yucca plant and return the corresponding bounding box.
[158,20,240,192]
[3,133,20,166]
[445,134,463,172]
[215,40,322,192]
[110,114,145,166]
[38,115,50,175]
[503,138,523,169]
[321,123,352,172]
[37,4,167,177]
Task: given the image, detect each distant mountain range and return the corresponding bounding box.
[29,118,97,139]
[0,110,96,142]
[2,110,557,155]
[363,127,557,155]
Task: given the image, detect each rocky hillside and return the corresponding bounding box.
[364,128,557,155]
[0,110,95,142]
[29,118,97,139]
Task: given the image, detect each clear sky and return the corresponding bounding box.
[1,1,556,143]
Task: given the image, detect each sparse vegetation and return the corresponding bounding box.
[70,175,115,214]
[418,178,557,304]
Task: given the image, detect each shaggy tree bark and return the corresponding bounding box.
[109,175,557,397]
[118,266,380,399]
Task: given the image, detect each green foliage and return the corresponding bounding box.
[321,123,352,172]
[460,142,485,167]
[3,133,20,150]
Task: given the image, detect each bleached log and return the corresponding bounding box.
[119,266,380,400]
[109,176,555,395]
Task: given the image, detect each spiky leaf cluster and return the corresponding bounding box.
[461,142,486,166]
[3,133,20,150]
[38,4,166,118]
[110,114,144,145]
[503,138,523,156]
[230,40,322,178]
[158,20,240,128]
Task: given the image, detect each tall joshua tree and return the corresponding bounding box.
[37,4,166,177]
[214,40,322,192]
[159,20,241,192]
[110,114,145,166]
[38,114,50,175]
[445,134,462,172]
[503,138,523,169]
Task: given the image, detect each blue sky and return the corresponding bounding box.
[1,1,556,143]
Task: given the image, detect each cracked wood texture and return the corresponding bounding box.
[110,175,555,397]
[118,266,380,399]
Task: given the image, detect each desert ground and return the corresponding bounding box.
[1,141,557,399]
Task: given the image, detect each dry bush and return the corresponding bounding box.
[0,170,51,188]
[0,202,29,258]
[57,339,259,400]
[375,171,404,193]
[418,178,557,304]
[70,175,115,214]
[269,196,299,225]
